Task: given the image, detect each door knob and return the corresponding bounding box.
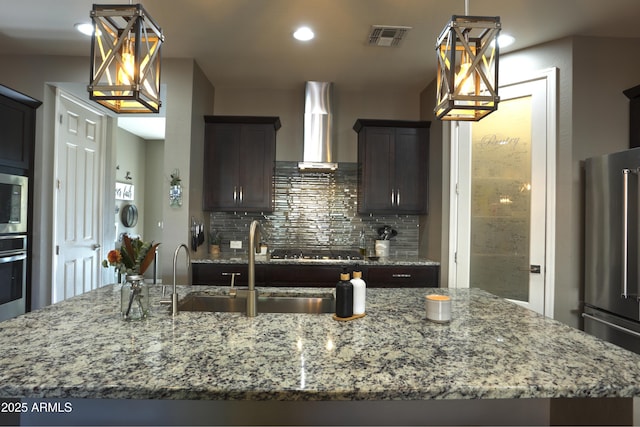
[92,244,101,250]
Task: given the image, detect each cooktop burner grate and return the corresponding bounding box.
[270,249,363,261]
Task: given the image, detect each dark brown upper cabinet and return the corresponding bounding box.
[354,119,430,214]
[0,85,42,173]
[203,116,280,212]
[623,84,640,149]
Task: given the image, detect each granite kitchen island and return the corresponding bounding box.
[1,285,640,425]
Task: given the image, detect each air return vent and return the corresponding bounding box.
[367,25,412,47]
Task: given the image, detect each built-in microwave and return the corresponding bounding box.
[0,172,28,235]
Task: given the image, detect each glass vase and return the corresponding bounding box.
[121,274,149,321]
[169,184,182,207]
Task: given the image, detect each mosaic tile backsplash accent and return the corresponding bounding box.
[208,162,419,257]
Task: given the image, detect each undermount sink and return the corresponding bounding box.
[177,291,336,314]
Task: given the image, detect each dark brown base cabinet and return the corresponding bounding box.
[366,266,438,288]
[203,116,280,212]
[192,263,439,288]
[191,263,264,287]
[354,119,430,214]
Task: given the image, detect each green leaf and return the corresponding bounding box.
[139,243,160,275]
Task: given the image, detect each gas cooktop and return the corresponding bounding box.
[270,249,363,261]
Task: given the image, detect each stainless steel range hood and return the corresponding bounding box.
[298,81,337,171]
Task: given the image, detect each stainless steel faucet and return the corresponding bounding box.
[247,220,260,317]
[161,243,191,316]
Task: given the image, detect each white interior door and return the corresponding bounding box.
[452,70,556,316]
[53,91,105,303]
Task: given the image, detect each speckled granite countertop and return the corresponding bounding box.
[192,255,439,266]
[1,285,639,401]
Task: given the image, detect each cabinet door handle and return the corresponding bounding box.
[391,189,399,206]
[233,186,237,203]
[392,273,411,278]
[239,186,243,204]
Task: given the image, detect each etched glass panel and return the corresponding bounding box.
[470,95,532,301]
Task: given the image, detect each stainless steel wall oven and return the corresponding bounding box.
[0,235,27,322]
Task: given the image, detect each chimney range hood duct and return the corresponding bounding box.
[298,81,338,171]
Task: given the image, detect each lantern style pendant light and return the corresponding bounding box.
[435,1,501,121]
[88,4,164,114]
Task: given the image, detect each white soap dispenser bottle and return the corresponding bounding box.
[351,266,366,316]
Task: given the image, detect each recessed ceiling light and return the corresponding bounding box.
[293,26,314,41]
[75,23,94,36]
[498,34,515,48]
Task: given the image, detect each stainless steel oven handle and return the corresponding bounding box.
[582,312,640,339]
[0,252,26,263]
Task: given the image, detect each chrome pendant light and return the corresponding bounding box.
[435,0,501,121]
[88,4,164,114]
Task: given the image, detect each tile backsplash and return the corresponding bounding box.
[208,162,419,257]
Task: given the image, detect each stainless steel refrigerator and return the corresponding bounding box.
[583,147,640,354]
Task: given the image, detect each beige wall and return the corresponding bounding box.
[426,35,640,328]
[0,55,213,306]
[212,85,421,163]
[0,53,416,307]
[188,63,216,261]
[157,60,215,284]
[425,38,576,324]
[507,36,640,327]
[418,81,444,269]
[0,55,106,308]
[115,128,146,238]
[6,34,638,321]
[143,139,165,258]
[568,36,640,325]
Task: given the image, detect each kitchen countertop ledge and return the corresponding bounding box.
[1,285,639,402]
[192,255,439,266]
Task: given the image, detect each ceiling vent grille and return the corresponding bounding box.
[367,25,412,47]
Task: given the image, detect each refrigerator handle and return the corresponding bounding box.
[622,168,639,300]
[622,169,630,299]
[582,313,640,339]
